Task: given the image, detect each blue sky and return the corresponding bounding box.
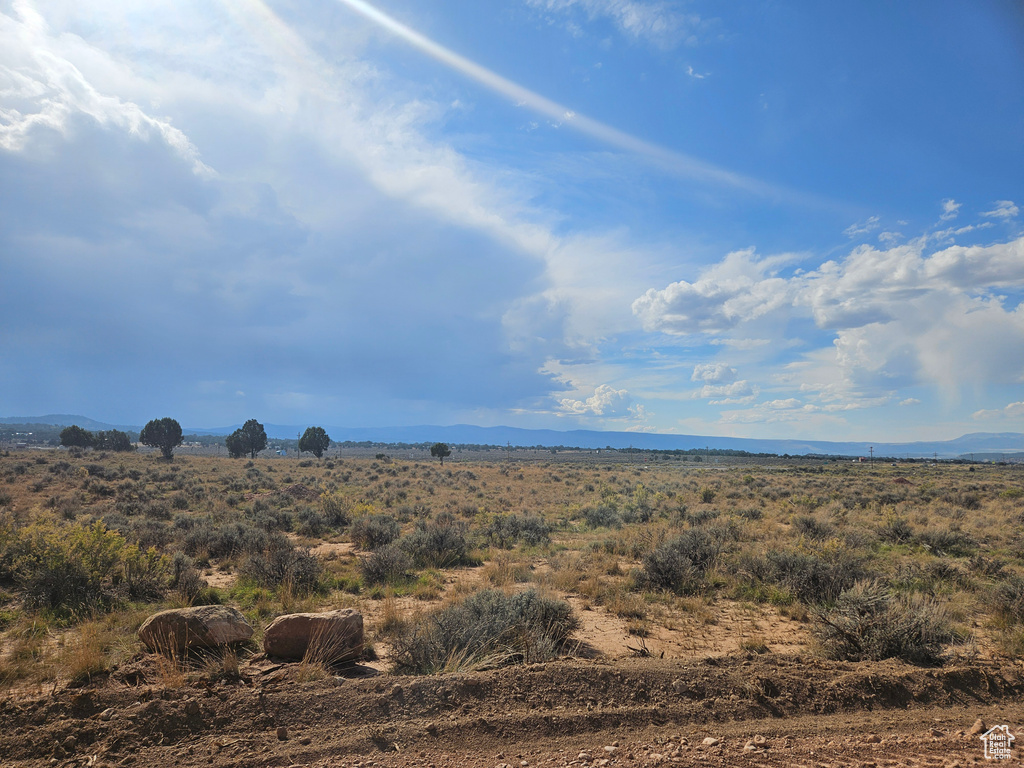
[1,0,1022,440]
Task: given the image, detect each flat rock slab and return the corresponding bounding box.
[264,608,363,663]
[139,605,253,654]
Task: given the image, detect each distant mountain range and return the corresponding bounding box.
[4,414,1024,459]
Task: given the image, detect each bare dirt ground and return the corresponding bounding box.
[4,653,1023,768]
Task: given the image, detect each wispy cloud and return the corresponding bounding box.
[939,198,960,221]
[525,0,702,49]
[843,215,880,238]
[981,200,1019,219]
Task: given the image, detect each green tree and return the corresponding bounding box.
[139,417,183,460]
[95,429,134,452]
[430,442,452,466]
[225,431,245,459]
[60,425,95,449]
[299,426,331,458]
[227,419,267,459]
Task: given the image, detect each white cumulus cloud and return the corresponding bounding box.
[632,248,793,335]
[972,402,1024,420]
[559,384,634,416]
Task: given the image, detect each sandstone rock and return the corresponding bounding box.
[702,737,720,747]
[969,718,987,736]
[138,606,253,654]
[263,609,363,663]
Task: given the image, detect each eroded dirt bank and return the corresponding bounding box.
[4,654,1023,767]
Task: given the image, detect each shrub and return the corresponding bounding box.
[296,507,327,537]
[351,514,401,550]
[246,501,294,532]
[400,514,472,568]
[993,575,1024,625]
[484,514,551,548]
[878,515,914,544]
[582,505,621,530]
[743,548,865,605]
[916,528,976,557]
[633,528,721,595]
[183,522,278,559]
[169,552,211,604]
[9,521,168,619]
[359,543,413,586]
[389,588,578,674]
[792,514,835,541]
[121,546,169,602]
[241,544,324,596]
[320,492,350,527]
[813,580,956,665]
[686,508,720,526]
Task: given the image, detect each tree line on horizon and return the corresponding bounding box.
[59,418,335,460]
[57,416,461,466]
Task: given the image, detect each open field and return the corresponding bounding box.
[1,448,1023,765]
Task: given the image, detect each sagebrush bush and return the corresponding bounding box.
[916,527,976,557]
[296,507,327,537]
[241,544,323,596]
[401,514,472,568]
[484,514,551,548]
[792,514,835,541]
[878,514,914,544]
[359,543,412,585]
[633,528,721,595]
[741,547,865,605]
[169,552,218,605]
[582,505,621,530]
[389,588,578,674]
[351,514,401,550]
[183,522,280,559]
[246,499,294,532]
[993,575,1024,625]
[319,492,350,527]
[813,580,957,665]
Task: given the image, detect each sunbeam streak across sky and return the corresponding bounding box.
[329,0,806,203]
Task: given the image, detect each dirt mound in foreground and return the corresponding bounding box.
[3,654,1022,767]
